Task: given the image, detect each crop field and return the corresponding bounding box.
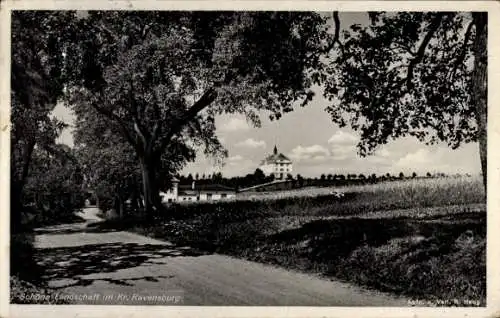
[237,176,484,202]
[123,176,486,305]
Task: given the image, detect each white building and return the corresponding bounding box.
[259,145,293,180]
[160,180,236,203]
[159,177,180,203]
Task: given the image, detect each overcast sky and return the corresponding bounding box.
[52,11,481,178]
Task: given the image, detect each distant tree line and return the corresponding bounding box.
[175,169,275,190]
[175,169,465,191]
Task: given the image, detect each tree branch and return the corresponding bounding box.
[146,91,163,153]
[406,13,444,90]
[133,122,147,150]
[89,100,141,154]
[97,21,119,43]
[127,80,149,149]
[449,20,474,80]
[148,122,160,154]
[391,42,416,56]
[154,87,218,157]
[18,139,37,190]
[321,12,342,54]
[141,22,154,39]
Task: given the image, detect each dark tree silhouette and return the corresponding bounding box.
[296,174,304,187]
[254,168,266,183]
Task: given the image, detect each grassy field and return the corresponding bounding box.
[237,176,484,202]
[119,176,486,306]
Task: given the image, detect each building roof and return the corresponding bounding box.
[260,145,292,164]
[178,183,237,193]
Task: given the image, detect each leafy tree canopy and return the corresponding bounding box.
[325,12,477,155]
[58,11,333,214]
[64,11,332,156]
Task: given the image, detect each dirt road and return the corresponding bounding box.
[33,208,408,306]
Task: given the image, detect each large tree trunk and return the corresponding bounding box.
[115,193,124,219]
[472,12,487,195]
[10,184,23,234]
[139,156,164,219]
[130,185,140,214]
[11,139,36,233]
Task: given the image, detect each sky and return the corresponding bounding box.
[53,92,481,178]
[51,11,482,178]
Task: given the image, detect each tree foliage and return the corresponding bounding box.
[23,144,85,223]
[10,11,77,230]
[325,12,477,152]
[62,11,333,215]
[324,12,487,190]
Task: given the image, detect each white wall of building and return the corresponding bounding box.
[260,163,275,175]
[178,195,197,202]
[167,189,236,203]
[260,161,293,179]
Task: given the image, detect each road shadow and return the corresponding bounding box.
[33,222,121,235]
[35,242,210,289]
[33,214,151,235]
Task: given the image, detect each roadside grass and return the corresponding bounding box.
[120,177,486,305]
